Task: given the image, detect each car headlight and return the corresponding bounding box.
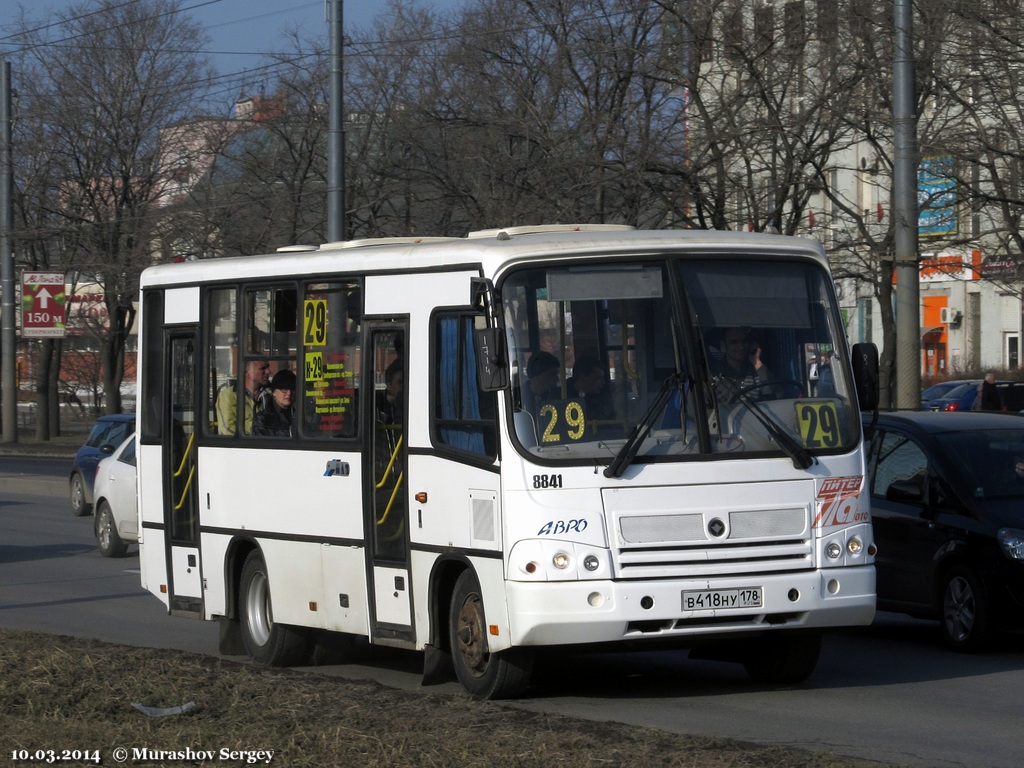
[998,528,1024,560]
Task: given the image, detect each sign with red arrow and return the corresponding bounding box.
[21,271,67,338]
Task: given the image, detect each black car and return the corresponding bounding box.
[864,411,1024,650]
[69,414,135,516]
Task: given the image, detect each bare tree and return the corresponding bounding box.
[10,0,214,421]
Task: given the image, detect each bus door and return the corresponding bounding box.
[164,331,202,617]
[364,323,412,641]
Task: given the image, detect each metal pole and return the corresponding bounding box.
[1,62,16,442]
[327,0,345,242]
[893,0,921,408]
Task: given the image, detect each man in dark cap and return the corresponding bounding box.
[253,369,296,436]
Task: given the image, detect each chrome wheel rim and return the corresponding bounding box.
[71,478,84,513]
[244,569,272,646]
[98,509,114,550]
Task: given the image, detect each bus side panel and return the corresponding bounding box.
[197,446,365,630]
[407,455,510,651]
[320,543,370,636]
[407,455,501,551]
[198,447,365,539]
[137,443,169,608]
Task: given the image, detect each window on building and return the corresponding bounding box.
[784,2,806,55]
[816,0,837,45]
[724,4,745,61]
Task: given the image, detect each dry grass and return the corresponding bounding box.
[1,628,888,767]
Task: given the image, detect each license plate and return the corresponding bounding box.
[682,587,763,611]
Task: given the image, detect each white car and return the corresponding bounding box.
[93,435,138,558]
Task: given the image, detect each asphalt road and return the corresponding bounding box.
[2,472,1023,767]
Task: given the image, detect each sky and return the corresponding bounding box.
[4,0,464,106]
[0,0,464,113]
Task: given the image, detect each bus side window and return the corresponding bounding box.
[302,281,361,439]
[434,313,497,458]
[206,287,237,436]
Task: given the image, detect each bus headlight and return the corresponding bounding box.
[847,537,864,555]
[826,542,842,559]
[507,541,611,581]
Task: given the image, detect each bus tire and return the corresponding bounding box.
[743,632,821,685]
[449,570,532,700]
[239,550,307,667]
[95,502,128,558]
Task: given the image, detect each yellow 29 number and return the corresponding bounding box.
[540,401,587,443]
[796,401,840,448]
[303,300,327,346]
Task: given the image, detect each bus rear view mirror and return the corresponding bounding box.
[851,342,879,412]
[474,328,509,391]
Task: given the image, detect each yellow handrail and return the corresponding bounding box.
[374,434,403,490]
[376,471,404,526]
[172,431,196,511]
[174,465,195,511]
[173,432,195,478]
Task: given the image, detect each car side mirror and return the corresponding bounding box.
[886,478,924,503]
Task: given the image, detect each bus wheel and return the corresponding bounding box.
[239,551,306,667]
[95,502,128,558]
[449,570,532,699]
[743,632,821,685]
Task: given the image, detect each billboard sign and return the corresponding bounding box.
[21,271,67,338]
[918,156,957,237]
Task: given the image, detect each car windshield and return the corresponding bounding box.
[935,429,1024,499]
[921,382,958,400]
[85,419,133,449]
[502,255,860,465]
[942,383,976,399]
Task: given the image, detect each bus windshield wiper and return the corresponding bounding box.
[734,390,814,470]
[604,374,681,479]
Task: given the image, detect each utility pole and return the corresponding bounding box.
[893,0,921,408]
[1,62,16,443]
[327,0,345,242]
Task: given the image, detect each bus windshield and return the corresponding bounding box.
[502,256,858,464]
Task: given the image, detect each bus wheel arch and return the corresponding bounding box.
[448,568,533,699]
[237,548,307,666]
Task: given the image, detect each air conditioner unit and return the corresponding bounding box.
[940,307,962,324]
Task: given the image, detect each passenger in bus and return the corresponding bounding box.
[567,354,615,422]
[375,360,404,426]
[523,351,561,407]
[253,369,296,437]
[711,327,775,404]
[215,359,271,435]
[815,352,836,398]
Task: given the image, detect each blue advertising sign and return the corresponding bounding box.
[918,156,957,237]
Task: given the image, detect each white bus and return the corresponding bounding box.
[136,225,879,699]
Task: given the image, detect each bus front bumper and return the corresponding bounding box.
[504,566,875,647]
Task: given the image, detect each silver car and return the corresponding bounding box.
[93,435,138,558]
